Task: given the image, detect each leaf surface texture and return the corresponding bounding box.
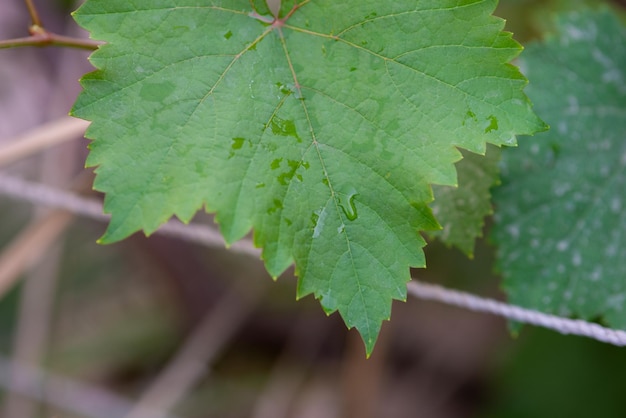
[72,0,544,353]
[430,145,501,256]
[493,10,626,327]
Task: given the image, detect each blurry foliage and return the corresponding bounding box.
[496,0,623,41]
[47,219,181,380]
[0,202,32,352]
[483,328,626,418]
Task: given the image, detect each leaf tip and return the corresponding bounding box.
[97,231,126,245]
[363,339,376,358]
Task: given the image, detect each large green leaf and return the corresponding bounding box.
[71,0,544,353]
[492,10,626,326]
[429,145,501,256]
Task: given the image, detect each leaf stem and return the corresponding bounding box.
[283,0,309,21]
[0,31,101,51]
[24,0,42,27]
[0,1,101,51]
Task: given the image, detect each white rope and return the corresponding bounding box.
[406,281,626,346]
[0,173,260,257]
[2,172,626,347]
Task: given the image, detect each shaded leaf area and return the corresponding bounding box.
[492,10,626,326]
[71,0,543,353]
[429,145,501,257]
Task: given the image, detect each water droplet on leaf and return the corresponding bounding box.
[275,82,292,95]
[339,188,359,221]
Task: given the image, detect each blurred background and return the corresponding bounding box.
[1,0,626,417]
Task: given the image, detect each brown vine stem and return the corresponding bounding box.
[24,0,42,27]
[0,30,101,51]
[0,0,101,50]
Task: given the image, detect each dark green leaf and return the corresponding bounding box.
[492,10,626,326]
[430,145,501,256]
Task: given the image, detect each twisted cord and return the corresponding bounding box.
[0,173,260,257]
[406,281,626,346]
[1,172,625,346]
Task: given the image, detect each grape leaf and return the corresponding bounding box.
[492,10,626,327]
[429,145,501,256]
[71,0,544,353]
